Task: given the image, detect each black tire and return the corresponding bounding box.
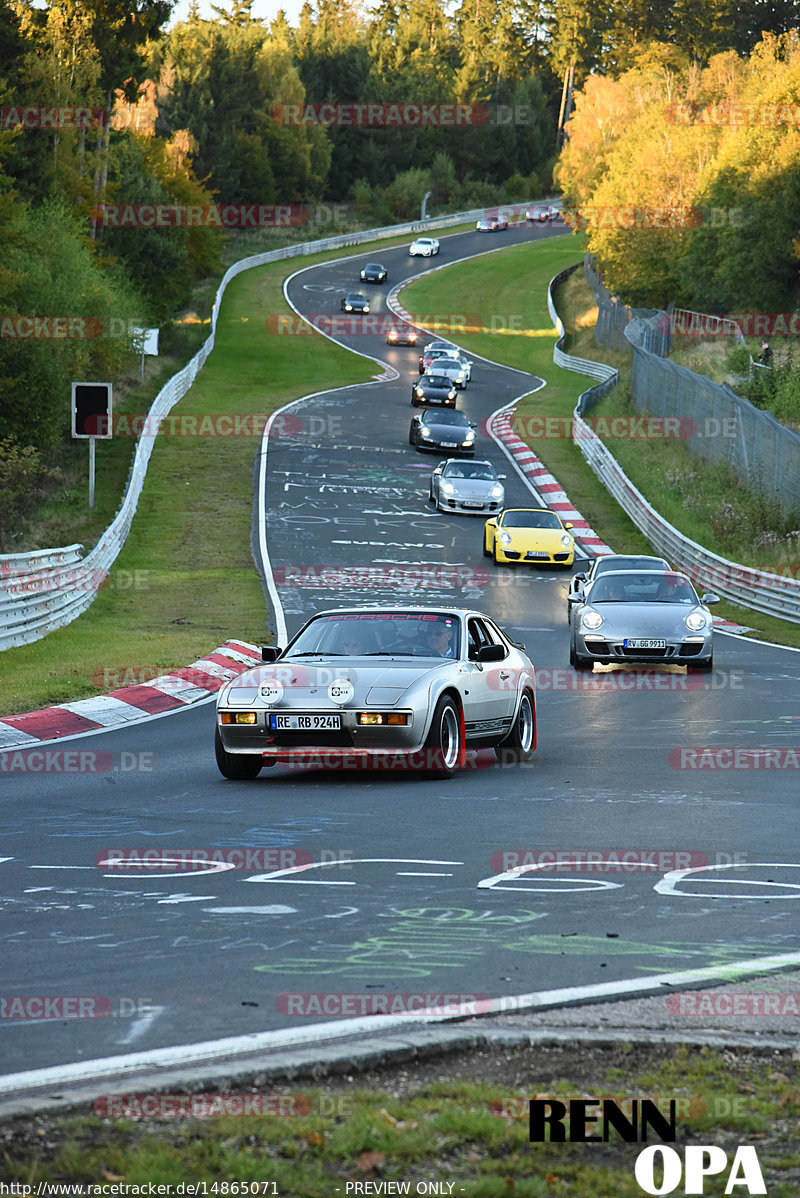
[492,540,505,565]
[569,640,592,671]
[422,695,462,778]
[428,485,436,503]
[214,728,262,780]
[483,532,492,557]
[495,691,535,764]
[409,430,415,445]
[689,655,713,672]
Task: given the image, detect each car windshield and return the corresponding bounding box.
[502,510,561,530]
[365,264,382,270]
[443,461,495,480]
[424,375,451,388]
[589,573,698,604]
[594,557,668,576]
[287,612,461,658]
[424,411,467,426]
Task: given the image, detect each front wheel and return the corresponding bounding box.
[569,640,592,671]
[689,655,713,673]
[493,541,505,565]
[483,533,492,557]
[215,729,262,780]
[422,695,462,778]
[495,691,535,765]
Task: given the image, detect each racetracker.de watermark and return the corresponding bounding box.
[562,205,701,231]
[1,105,107,129]
[489,669,745,693]
[96,848,315,872]
[1,568,150,597]
[489,1094,750,1120]
[488,850,721,874]
[0,750,155,774]
[276,992,488,1015]
[669,747,800,769]
[667,991,800,1015]
[511,415,737,440]
[664,311,800,338]
[0,315,104,339]
[664,101,800,126]
[0,996,153,1019]
[270,102,532,126]
[272,564,491,590]
[105,413,343,438]
[94,1093,353,1118]
[91,204,308,229]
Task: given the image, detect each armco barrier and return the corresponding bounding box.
[548,266,800,624]
[0,203,544,652]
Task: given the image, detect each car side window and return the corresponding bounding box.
[467,618,493,661]
[482,619,509,657]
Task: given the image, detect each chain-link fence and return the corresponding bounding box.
[584,255,666,354]
[585,255,800,517]
[625,314,800,515]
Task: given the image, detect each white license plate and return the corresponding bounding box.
[441,441,458,447]
[462,500,485,508]
[269,713,342,730]
[623,638,667,649]
[526,551,549,559]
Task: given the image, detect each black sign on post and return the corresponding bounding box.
[72,382,112,439]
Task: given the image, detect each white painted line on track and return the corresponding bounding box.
[4,949,800,1101]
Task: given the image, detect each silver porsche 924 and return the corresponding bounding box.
[215,606,536,780]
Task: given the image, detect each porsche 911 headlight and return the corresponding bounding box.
[685,612,708,631]
[498,532,512,545]
[490,484,503,499]
[448,390,456,400]
[441,482,455,495]
[464,429,475,441]
[362,305,370,313]
[344,304,352,311]
[560,533,573,547]
[420,425,431,437]
[582,609,603,630]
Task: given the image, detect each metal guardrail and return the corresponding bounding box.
[548,267,800,625]
[0,203,545,652]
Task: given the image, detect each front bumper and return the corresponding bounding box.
[438,494,503,514]
[417,437,475,454]
[575,633,712,664]
[495,544,574,565]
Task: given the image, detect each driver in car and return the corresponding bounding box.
[424,620,457,658]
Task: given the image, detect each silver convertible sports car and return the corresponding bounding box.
[569,570,720,671]
[215,606,536,779]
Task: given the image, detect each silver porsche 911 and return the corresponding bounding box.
[569,570,720,671]
[215,606,536,780]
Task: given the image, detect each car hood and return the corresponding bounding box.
[445,479,500,497]
[220,659,452,708]
[502,527,571,550]
[582,603,706,634]
[421,421,470,437]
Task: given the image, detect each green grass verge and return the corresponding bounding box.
[400,239,800,648]
[2,1045,798,1194]
[1,244,378,716]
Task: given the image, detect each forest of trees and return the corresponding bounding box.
[2,0,800,522]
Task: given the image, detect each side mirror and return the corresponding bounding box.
[261,645,282,662]
[701,593,721,605]
[477,643,506,663]
[564,522,573,530]
[573,572,588,583]
[497,474,507,481]
[469,422,477,428]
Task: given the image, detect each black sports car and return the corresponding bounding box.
[341,292,370,313]
[409,409,476,454]
[411,373,458,408]
[360,262,388,283]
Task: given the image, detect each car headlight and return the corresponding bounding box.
[498,532,512,545]
[685,612,708,631]
[420,425,431,437]
[441,482,455,495]
[344,304,352,311]
[582,609,603,630]
[363,305,369,313]
[448,390,456,400]
[560,533,573,547]
[464,430,475,441]
[490,484,503,499]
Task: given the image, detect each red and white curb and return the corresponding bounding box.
[488,406,753,635]
[0,640,261,750]
[489,407,613,558]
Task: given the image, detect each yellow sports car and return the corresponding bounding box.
[483,507,575,566]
